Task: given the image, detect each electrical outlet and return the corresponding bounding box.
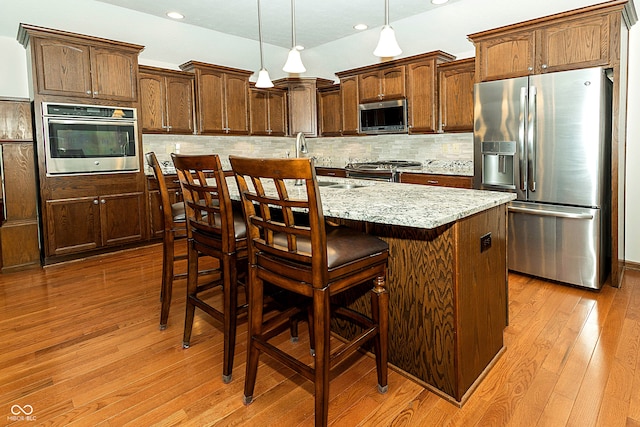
[480,232,492,253]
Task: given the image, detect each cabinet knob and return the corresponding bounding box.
[93,199,99,205]
[100,199,106,204]
[86,90,92,95]
[528,66,534,72]
[93,91,99,95]
[541,64,548,69]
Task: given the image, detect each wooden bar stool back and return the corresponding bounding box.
[145,152,187,330]
[230,155,390,426]
[172,153,248,383]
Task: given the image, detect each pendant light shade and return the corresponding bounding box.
[374,0,402,57]
[283,48,306,73]
[256,68,274,88]
[283,0,306,73]
[255,0,273,88]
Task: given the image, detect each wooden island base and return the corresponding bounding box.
[331,204,507,405]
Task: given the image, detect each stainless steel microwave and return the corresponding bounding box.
[42,102,140,176]
[358,99,408,134]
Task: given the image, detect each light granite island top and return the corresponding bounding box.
[225,174,515,406]
[225,176,515,230]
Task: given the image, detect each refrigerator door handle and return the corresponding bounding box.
[508,205,594,220]
[518,87,527,191]
[528,86,537,192]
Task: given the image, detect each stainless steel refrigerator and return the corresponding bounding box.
[473,67,612,289]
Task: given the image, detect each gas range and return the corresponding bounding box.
[345,160,422,182]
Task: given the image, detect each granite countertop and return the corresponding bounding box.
[225,176,515,230]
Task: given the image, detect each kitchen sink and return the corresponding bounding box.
[327,183,365,189]
[317,181,365,189]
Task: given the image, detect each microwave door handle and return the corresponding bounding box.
[518,87,527,191]
[528,85,537,192]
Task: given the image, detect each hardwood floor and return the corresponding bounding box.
[1,243,640,426]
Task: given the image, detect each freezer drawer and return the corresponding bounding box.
[508,201,605,289]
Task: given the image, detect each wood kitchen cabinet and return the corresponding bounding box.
[437,58,475,133]
[400,172,473,188]
[139,66,195,134]
[339,76,359,135]
[406,51,457,134]
[317,85,342,137]
[0,98,40,271]
[180,61,252,135]
[249,86,287,136]
[469,7,617,81]
[358,65,405,102]
[18,24,142,101]
[274,77,334,137]
[45,191,145,256]
[337,51,455,135]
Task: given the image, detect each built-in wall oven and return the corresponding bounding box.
[42,102,139,176]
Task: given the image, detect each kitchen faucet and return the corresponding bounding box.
[294,132,308,185]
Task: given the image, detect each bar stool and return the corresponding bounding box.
[171,153,248,383]
[145,152,187,330]
[230,155,390,426]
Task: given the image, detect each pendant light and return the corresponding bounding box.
[255,0,274,88]
[373,0,402,57]
[282,0,306,73]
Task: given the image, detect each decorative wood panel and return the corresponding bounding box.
[0,100,33,141]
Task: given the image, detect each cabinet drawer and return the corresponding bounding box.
[400,173,473,188]
[315,167,347,178]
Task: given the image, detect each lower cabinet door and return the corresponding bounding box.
[45,192,145,256]
[100,192,145,246]
[46,196,101,256]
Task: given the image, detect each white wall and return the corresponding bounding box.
[1,0,639,263]
[625,24,640,262]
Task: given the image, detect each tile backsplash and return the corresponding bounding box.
[143,132,473,169]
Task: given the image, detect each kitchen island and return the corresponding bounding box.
[227,175,515,405]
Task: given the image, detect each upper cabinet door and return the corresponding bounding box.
[406,60,437,133]
[34,38,93,98]
[90,47,138,101]
[197,70,226,134]
[340,76,359,135]
[165,75,195,134]
[538,15,610,73]
[475,30,536,81]
[268,90,287,136]
[224,73,249,135]
[438,59,475,133]
[358,71,382,102]
[139,72,166,132]
[381,65,406,100]
[249,88,269,135]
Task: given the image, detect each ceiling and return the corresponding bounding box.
[94,0,462,50]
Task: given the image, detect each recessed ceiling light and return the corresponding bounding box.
[295,45,305,51]
[166,11,184,19]
[431,0,449,4]
[354,24,368,31]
